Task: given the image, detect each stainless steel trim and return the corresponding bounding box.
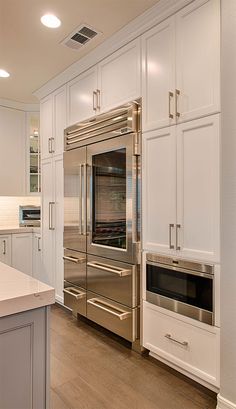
[87,298,131,320]
[63,287,86,300]
[176,224,181,250]
[87,261,131,277]
[168,91,174,119]
[146,291,213,325]
[49,201,55,230]
[2,240,6,255]
[165,333,188,347]
[96,89,101,110]
[169,223,174,249]
[175,89,180,118]
[93,91,97,112]
[146,253,214,275]
[63,255,86,264]
[37,237,41,252]
[147,260,213,279]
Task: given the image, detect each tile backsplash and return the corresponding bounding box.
[0,197,40,227]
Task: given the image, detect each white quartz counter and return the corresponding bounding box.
[0,226,41,234]
[0,261,54,318]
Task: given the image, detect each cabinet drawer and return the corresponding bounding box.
[63,282,86,316]
[87,255,138,308]
[87,291,138,342]
[64,249,86,289]
[143,301,220,387]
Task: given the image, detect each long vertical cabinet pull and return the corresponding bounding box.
[93,91,97,112]
[79,165,83,235]
[49,202,55,230]
[82,163,87,236]
[169,224,174,249]
[37,237,41,252]
[2,240,6,255]
[175,89,180,118]
[176,224,181,250]
[96,89,101,111]
[50,137,55,153]
[48,138,51,154]
[168,92,174,119]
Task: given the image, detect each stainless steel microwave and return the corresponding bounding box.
[19,205,41,227]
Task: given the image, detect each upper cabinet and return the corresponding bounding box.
[27,112,40,194]
[142,0,220,132]
[67,39,141,126]
[40,85,66,160]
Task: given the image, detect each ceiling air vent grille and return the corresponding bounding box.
[61,24,100,50]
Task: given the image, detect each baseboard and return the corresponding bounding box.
[217,394,236,409]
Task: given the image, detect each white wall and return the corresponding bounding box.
[219,0,236,407]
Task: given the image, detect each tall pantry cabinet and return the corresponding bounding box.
[40,85,66,303]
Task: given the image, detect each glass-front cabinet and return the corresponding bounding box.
[28,113,40,194]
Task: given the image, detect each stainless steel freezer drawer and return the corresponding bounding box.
[87,291,139,342]
[63,249,86,289]
[87,255,139,308]
[63,281,86,316]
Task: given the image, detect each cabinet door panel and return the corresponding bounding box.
[98,39,141,112]
[142,17,175,131]
[40,95,53,160]
[0,235,11,266]
[176,115,220,262]
[176,0,220,122]
[142,128,176,254]
[12,234,33,275]
[67,67,97,125]
[54,86,66,155]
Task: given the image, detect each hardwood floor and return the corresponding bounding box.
[50,304,217,409]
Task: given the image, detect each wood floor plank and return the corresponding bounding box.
[50,305,217,409]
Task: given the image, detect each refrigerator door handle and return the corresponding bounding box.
[81,163,87,236]
[78,164,83,235]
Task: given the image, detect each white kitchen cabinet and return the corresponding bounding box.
[40,85,66,160]
[143,301,220,389]
[142,114,220,262]
[11,233,33,276]
[0,235,11,266]
[32,233,42,280]
[67,66,97,125]
[142,0,220,132]
[67,39,141,125]
[41,156,64,302]
[97,39,141,113]
[0,106,26,196]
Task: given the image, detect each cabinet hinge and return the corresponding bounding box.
[133,132,141,156]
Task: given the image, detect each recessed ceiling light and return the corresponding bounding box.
[0,69,10,78]
[41,14,61,28]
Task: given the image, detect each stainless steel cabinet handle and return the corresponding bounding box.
[168,91,174,119]
[93,91,97,112]
[87,261,131,277]
[176,224,181,250]
[81,163,87,236]
[63,287,86,300]
[51,137,55,153]
[37,237,41,252]
[169,224,174,249]
[48,138,51,153]
[2,240,6,255]
[165,333,188,347]
[96,89,101,110]
[175,89,180,118]
[63,255,86,264]
[49,201,55,230]
[87,298,131,320]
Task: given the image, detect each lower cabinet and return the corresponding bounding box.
[143,301,220,390]
[0,306,50,409]
[11,233,33,276]
[0,235,11,266]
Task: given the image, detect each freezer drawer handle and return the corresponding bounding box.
[63,287,86,300]
[165,333,188,347]
[87,261,131,277]
[63,256,86,264]
[87,298,131,320]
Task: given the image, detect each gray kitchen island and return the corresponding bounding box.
[0,261,55,409]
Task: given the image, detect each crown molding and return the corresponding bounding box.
[34,0,194,100]
[0,98,39,112]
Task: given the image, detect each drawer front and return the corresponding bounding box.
[87,291,138,342]
[143,301,220,387]
[64,249,86,288]
[87,255,138,307]
[64,282,86,316]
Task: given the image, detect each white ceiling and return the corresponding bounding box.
[0,0,159,104]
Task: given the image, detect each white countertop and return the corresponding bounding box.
[0,226,41,234]
[0,261,55,318]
